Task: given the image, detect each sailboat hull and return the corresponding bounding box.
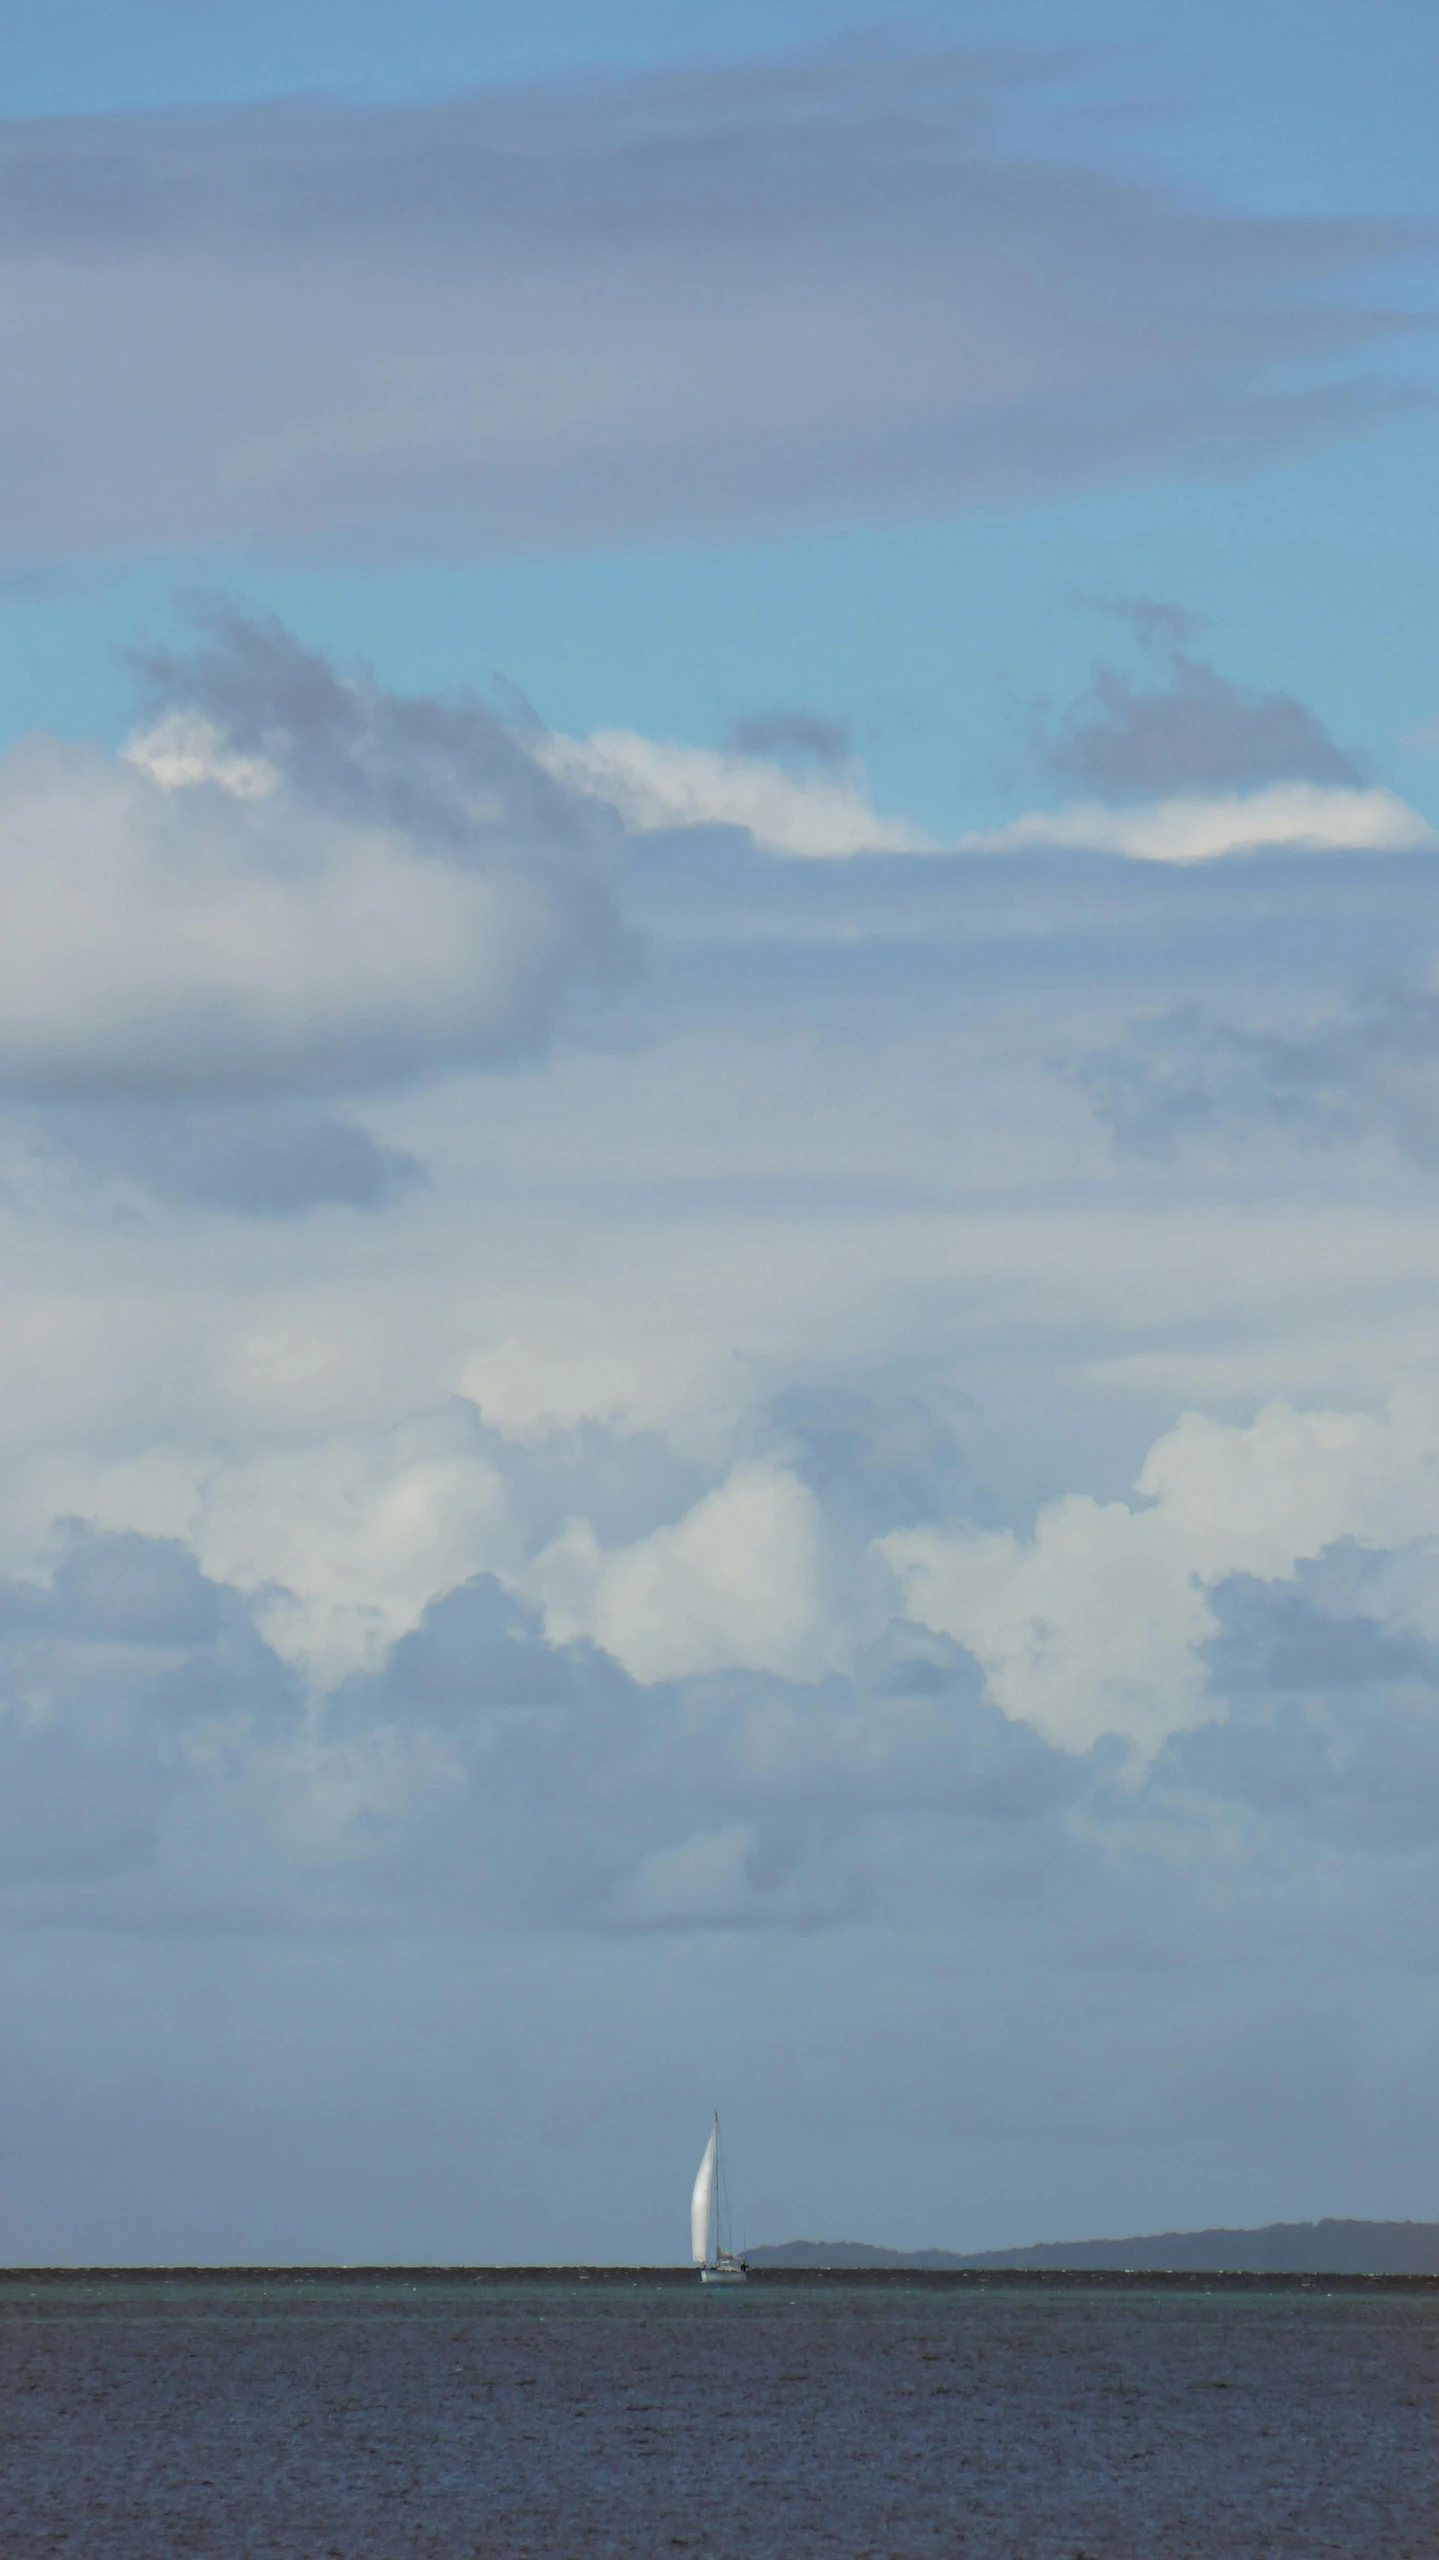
[700,2265,747,2285]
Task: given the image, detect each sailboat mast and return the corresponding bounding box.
[693,2109,745,2282]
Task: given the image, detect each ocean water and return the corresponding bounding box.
[2,2271,1434,2557]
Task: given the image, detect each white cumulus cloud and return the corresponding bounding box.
[535,748,1434,872]
[534,729,935,857]
[0,706,619,1097]
[195,1412,520,1680]
[36,1407,520,1684]
[884,1396,1439,1757]
[533,1462,847,1683]
[959,783,1434,864]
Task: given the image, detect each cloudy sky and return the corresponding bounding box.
[1,0,1438,2266]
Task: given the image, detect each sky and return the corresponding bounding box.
[0,0,1438,2267]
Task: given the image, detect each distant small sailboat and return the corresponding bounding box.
[691,2111,747,2284]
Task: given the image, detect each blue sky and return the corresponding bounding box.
[0,1,1438,2266]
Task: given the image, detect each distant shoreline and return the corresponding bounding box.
[750,2219,1439,2276]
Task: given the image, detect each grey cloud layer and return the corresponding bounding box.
[0,54,1428,563]
[0,1526,298,1893]
[8,769,1439,2244]
[33,1098,426,1217]
[1167,1552,1439,1854]
[4,602,1434,1221]
[6,1513,1437,1934]
[0,1524,1083,1926]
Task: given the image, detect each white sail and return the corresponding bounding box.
[690,2124,717,2265]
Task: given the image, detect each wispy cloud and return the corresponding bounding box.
[0,50,1428,565]
[959,783,1433,863]
[534,727,933,855]
[725,709,854,767]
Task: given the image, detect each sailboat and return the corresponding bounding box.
[691,2111,747,2284]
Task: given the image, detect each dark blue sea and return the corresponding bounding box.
[3,2270,1434,2556]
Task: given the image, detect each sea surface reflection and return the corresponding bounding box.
[3,2270,1434,2557]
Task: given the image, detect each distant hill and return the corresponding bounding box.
[749,2221,1439,2275]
